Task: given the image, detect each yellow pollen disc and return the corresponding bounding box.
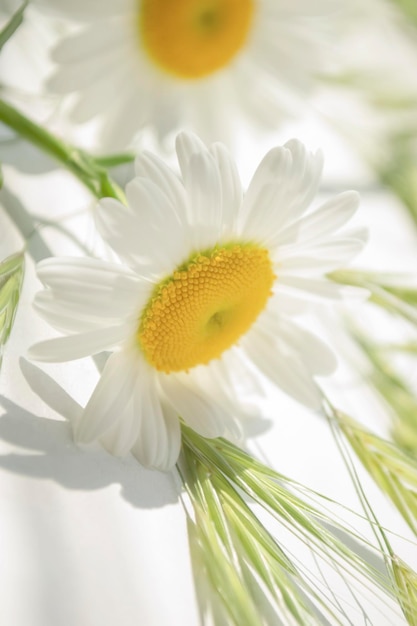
[138,244,275,373]
[139,0,254,79]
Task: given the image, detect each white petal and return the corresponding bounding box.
[240,141,323,243]
[159,402,182,470]
[37,255,138,286]
[209,142,243,238]
[97,78,150,151]
[74,348,140,445]
[337,227,369,245]
[261,0,338,16]
[182,151,222,249]
[96,179,188,277]
[275,191,360,246]
[91,353,181,468]
[258,313,337,376]
[99,393,139,457]
[240,146,292,224]
[35,257,146,322]
[186,361,243,441]
[29,325,133,362]
[278,238,366,273]
[38,0,130,19]
[51,21,127,65]
[48,42,127,93]
[276,276,345,299]
[132,384,181,470]
[160,373,226,438]
[33,294,102,334]
[277,140,324,221]
[267,291,311,316]
[143,82,182,142]
[242,326,322,409]
[70,63,133,124]
[134,151,188,220]
[175,131,208,179]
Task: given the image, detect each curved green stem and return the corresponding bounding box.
[0,98,125,202]
[93,152,135,168]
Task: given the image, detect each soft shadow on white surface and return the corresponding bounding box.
[0,387,199,626]
[1,185,53,259]
[0,390,178,510]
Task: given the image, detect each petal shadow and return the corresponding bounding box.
[0,387,178,509]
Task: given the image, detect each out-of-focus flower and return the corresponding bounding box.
[38,0,341,149]
[29,133,364,469]
[0,0,55,97]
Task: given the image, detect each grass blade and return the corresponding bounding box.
[0,251,24,369]
[180,425,408,625]
[0,1,27,51]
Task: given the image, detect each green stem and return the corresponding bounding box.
[0,98,125,202]
[93,153,135,168]
[0,1,27,52]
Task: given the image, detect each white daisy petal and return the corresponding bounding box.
[51,22,127,65]
[241,146,292,220]
[278,140,324,223]
[278,257,349,277]
[209,141,243,237]
[267,291,311,316]
[160,374,225,439]
[99,394,139,458]
[97,179,188,276]
[277,276,346,299]
[37,0,128,20]
[220,348,266,400]
[240,142,324,243]
[187,361,243,441]
[260,140,323,219]
[275,191,361,246]
[242,326,323,409]
[175,131,209,178]
[70,64,133,124]
[48,43,128,93]
[279,238,366,272]
[337,227,369,245]
[158,400,182,470]
[257,313,337,376]
[36,255,139,285]
[35,256,146,320]
[132,383,181,470]
[34,288,139,325]
[97,78,151,151]
[33,294,102,334]
[134,151,188,219]
[94,354,181,469]
[29,325,133,362]
[182,151,222,248]
[74,348,140,445]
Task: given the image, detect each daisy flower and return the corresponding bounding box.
[40,0,340,149]
[30,133,364,470]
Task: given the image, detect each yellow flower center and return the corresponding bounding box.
[139,0,254,79]
[138,244,274,373]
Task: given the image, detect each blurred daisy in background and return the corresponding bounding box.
[0,0,56,103]
[36,0,342,150]
[29,132,364,470]
[0,1,65,173]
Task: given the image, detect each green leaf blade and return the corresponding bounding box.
[0,1,28,52]
[0,251,24,369]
